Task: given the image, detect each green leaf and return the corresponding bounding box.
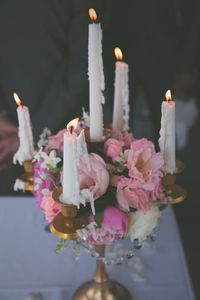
[55,239,68,253]
[46,163,60,173]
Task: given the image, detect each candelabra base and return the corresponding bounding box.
[72,279,132,300]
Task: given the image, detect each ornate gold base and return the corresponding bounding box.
[72,279,133,300]
[72,245,133,300]
[50,187,88,240]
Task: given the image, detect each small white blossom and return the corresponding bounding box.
[41,150,61,169]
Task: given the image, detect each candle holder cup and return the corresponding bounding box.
[18,160,34,192]
[50,186,88,240]
[162,160,186,205]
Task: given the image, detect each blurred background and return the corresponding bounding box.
[0,0,199,298]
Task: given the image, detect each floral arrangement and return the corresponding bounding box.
[33,123,165,248]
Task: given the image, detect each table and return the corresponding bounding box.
[0,196,196,300]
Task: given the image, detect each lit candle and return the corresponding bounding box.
[88,8,105,142]
[62,118,90,206]
[159,90,176,174]
[112,47,129,131]
[13,93,34,165]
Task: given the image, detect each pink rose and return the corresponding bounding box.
[47,128,66,151]
[104,138,123,162]
[79,153,109,199]
[117,176,153,212]
[40,192,62,223]
[79,206,128,245]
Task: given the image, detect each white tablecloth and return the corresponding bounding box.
[0,196,195,300]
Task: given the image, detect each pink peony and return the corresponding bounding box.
[117,176,154,212]
[102,206,128,234]
[79,153,109,199]
[79,206,128,245]
[104,138,123,162]
[47,128,66,151]
[40,192,62,223]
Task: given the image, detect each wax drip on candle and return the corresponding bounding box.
[13,92,34,165]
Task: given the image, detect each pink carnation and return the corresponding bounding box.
[80,206,128,245]
[40,192,62,223]
[104,138,123,162]
[79,153,109,199]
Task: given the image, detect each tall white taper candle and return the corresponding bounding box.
[88,8,105,142]
[159,90,176,174]
[113,47,129,131]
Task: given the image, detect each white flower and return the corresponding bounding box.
[128,205,161,242]
[33,148,43,162]
[41,150,61,169]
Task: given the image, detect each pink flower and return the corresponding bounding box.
[79,153,109,199]
[47,128,66,151]
[104,138,123,162]
[34,161,56,208]
[102,206,128,234]
[127,138,164,186]
[116,176,153,212]
[122,132,134,149]
[79,206,128,245]
[40,192,62,223]
[110,129,134,149]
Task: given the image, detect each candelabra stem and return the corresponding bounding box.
[93,245,108,283]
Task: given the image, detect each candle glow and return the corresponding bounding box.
[13,92,22,107]
[114,47,123,61]
[165,90,172,102]
[67,118,79,131]
[88,8,97,21]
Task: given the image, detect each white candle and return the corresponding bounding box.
[62,128,79,205]
[13,93,34,165]
[88,8,105,142]
[159,90,176,174]
[62,118,90,207]
[113,47,129,131]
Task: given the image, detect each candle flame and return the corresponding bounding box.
[114,47,123,61]
[13,92,22,106]
[89,8,97,21]
[67,118,79,132]
[165,90,172,102]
